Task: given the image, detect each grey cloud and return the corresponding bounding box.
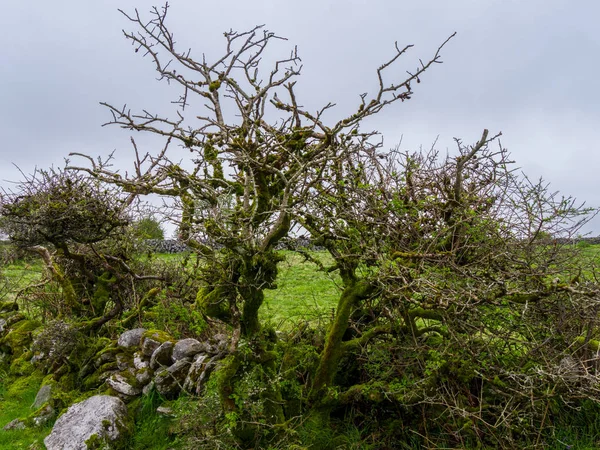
[1,0,598,233]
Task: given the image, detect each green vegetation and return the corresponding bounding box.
[131,217,165,241]
[1,247,600,448]
[262,252,340,326]
[1,6,600,448]
[0,371,50,449]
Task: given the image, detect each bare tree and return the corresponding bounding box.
[69,4,453,341]
[67,4,456,434]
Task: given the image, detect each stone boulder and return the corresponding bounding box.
[172,338,208,362]
[44,395,132,450]
[117,328,146,348]
[140,330,173,357]
[150,341,174,369]
[154,359,191,398]
[31,384,52,409]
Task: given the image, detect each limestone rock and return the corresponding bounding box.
[31,384,52,409]
[135,367,153,386]
[156,406,174,416]
[142,380,155,396]
[3,418,26,430]
[0,318,6,334]
[107,373,142,397]
[154,359,191,398]
[141,330,173,357]
[116,353,132,371]
[172,338,208,362]
[117,328,146,348]
[150,341,173,369]
[44,395,132,450]
[141,338,161,357]
[183,354,209,392]
[133,352,149,370]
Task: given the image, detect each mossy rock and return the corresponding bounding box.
[82,371,105,391]
[142,329,173,344]
[95,345,122,366]
[0,319,43,357]
[6,372,44,398]
[9,350,34,376]
[0,300,18,314]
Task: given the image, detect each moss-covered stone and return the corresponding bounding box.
[0,300,19,314]
[6,372,44,398]
[9,350,34,376]
[82,371,105,391]
[95,345,121,366]
[0,319,43,358]
[98,361,119,374]
[141,329,173,344]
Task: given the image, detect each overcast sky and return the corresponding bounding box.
[1,0,599,235]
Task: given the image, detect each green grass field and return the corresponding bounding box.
[262,251,340,327]
[0,371,50,449]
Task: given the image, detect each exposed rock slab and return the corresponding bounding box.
[44,395,131,450]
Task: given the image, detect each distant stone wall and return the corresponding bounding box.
[554,237,600,245]
[142,236,600,254]
[142,236,324,254]
[142,239,190,254]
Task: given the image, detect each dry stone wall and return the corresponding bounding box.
[0,300,230,448]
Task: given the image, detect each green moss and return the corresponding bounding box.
[0,319,42,357]
[98,361,119,373]
[85,432,103,449]
[6,372,44,398]
[141,329,173,344]
[208,80,221,92]
[196,286,231,321]
[575,336,600,351]
[82,372,104,391]
[91,271,116,316]
[9,350,34,376]
[117,368,143,390]
[0,372,52,449]
[0,301,18,314]
[95,344,121,362]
